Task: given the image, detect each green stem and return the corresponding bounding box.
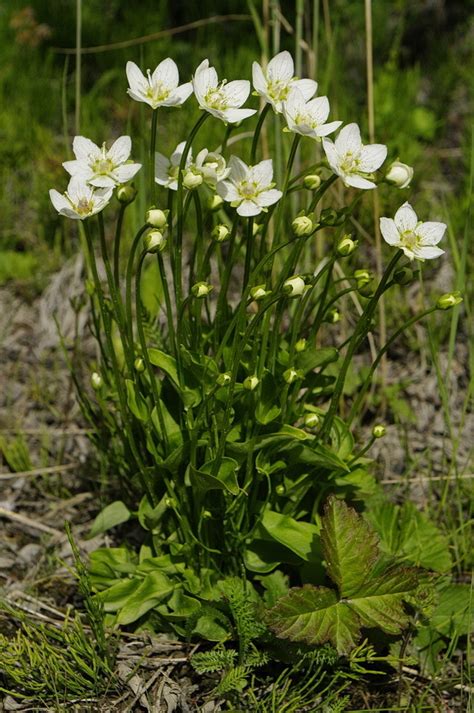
[347,305,437,427]
[156,252,176,357]
[125,225,149,346]
[149,109,158,204]
[250,103,271,164]
[243,217,254,292]
[320,249,403,440]
[113,203,126,288]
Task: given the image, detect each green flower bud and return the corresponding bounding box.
[303,174,321,190]
[217,372,232,386]
[116,184,137,204]
[358,279,376,298]
[165,497,176,508]
[295,338,307,353]
[337,235,358,257]
[212,224,230,242]
[385,160,413,189]
[393,266,415,285]
[354,269,371,284]
[325,308,341,324]
[283,367,302,384]
[191,281,213,298]
[304,412,320,429]
[436,291,463,310]
[372,424,386,438]
[292,215,314,237]
[250,284,270,301]
[91,372,103,391]
[320,207,345,226]
[275,484,286,496]
[144,230,166,253]
[202,509,212,519]
[207,194,224,212]
[283,275,306,297]
[243,375,259,391]
[183,170,203,190]
[146,208,168,229]
[134,357,145,373]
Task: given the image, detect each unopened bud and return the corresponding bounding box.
[304,413,320,429]
[250,284,270,301]
[303,174,321,190]
[165,497,176,508]
[320,207,344,226]
[207,194,224,212]
[275,484,286,495]
[202,509,212,519]
[212,224,230,242]
[358,279,376,298]
[191,281,213,298]
[134,357,145,373]
[243,375,259,391]
[146,208,168,228]
[283,367,302,384]
[386,161,413,189]
[91,372,103,391]
[144,230,166,253]
[354,269,371,284]
[295,338,307,353]
[393,267,415,285]
[436,291,463,310]
[283,275,306,297]
[325,308,341,324]
[372,424,386,439]
[337,235,358,257]
[183,170,203,190]
[292,215,313,237]
[117,184,137,204]
[217,372,232,386]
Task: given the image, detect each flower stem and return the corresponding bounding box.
[149,109,158,204]
[250,103,271,164]
[113,203,126,288]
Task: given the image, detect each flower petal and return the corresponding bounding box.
[217,180,240,202]
[49,189,70,213]
[152,57,179,89]
[168,82,193,106]
[267,51,294,82]
[343,174,376,190]
[315,120,343,137]
[413,245,445,260]
[126,61,146,92]
[358,143,387,172]
[252,61,268,95]
[73,136,100,161]
[415,221,446,245]
[394,202,418,232]
[228,155,249,182]
[380,217,401,246]
[249,158,273,187]
[292,78,318,101]
[335,123,362,155]
[221,107,256,123]
[89,175,116,188]
[237,199,262,217]
[113,163,142,183]
[322,138,339,172]
[62,160,91,178]
[256,188,282,207]
[155,152,171,184]
[108,135,131,164]
[306,95,330,124]
[223,80,251,107]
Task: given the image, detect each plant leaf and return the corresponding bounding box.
[189,457,240,495]
[321,497,379,597]
[260,510,321,562]
[125,379,149,421]
[116,571,174,625]
[268,585,360,655]
[89,500,131,538]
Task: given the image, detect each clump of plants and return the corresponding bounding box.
[49,50,465,693]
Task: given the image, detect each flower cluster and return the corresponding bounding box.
[49,51,446,262]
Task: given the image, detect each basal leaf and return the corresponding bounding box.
[189,457,240,495]
[88,500,131,538]
[260,510,321,562]
[321,497,379,597]
[268,585,360,655]
[116,571,174,625]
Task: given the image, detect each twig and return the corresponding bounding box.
[0,506,63,537]
[0,463,78,480]
[52,15,252,54]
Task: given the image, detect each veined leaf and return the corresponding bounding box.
[260,510,321,562]
[268,585,360,654]
[321,497,379,597]
[88,500,131,538]
[116,571,174,625]
[190,457,240,495]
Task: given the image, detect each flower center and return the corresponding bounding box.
[238,180,259,199]
[146,71,171,103]
[73,196,94,216]
[92,144,115,175]
[400,229,419,250]
[205,83,228,110]
[267,78,290,102]
[340,151,361,174]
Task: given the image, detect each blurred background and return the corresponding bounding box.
[0,0,472,296]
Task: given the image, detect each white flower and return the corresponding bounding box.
[385,160,414,189]
[49,177,113,220]
[283,88,341,140]
[216,157,282,217]
[126,59,192,109]
[155,141,193,191]
[380,202,446,261]
[252,51,318,113]
[194,149,230,186]
[63,136,141,188]
[192,59,256,124]
[322,123,387,189]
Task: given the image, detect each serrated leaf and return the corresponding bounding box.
[268,585,360,654]
[321,497,379,597]
[88,500,131,538]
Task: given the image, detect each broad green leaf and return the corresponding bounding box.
[97,577,141,612]
[348,567,419,633]
[321,497,379,597]
[151,403,183,449]
[268,585,360,654]
[137,494,168,532]
[125,379,149,421]
[89,547,137,587]
[116,571,174,625]
[429,584,474,636]
[148,349,179,384]
[296,346,338,374]
[289,443,349,472]
[192,609,231,642]
[366,501,453,573]
[163,589,201,620]
[189,457,240,495]
[244,538,303,573]
[89,500,131,538]
[260,510,321,562]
